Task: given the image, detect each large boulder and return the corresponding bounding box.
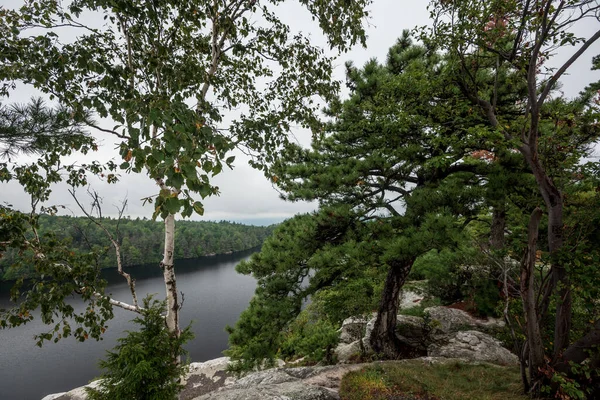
[428,330,518,365]
[424,306,504,334]
[398,289,424,310]
[338,316,369,344]
[361,315,376,353]
[234,368,302,386]
[44,358,365,400]
[349,308,514,366]
[181,357,236,400]
[360,314,427,354]
[334,340,362,363]
[191,381,338,400]
[395,315,428,350]
[42,393,69,400]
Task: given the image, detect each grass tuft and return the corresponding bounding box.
[339,360,528,400]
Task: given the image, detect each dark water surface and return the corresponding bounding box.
[0,249,257,400]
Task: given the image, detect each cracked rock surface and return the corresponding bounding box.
[188,362,366,400]
[43,357,367,400]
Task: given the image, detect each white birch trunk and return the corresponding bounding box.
[161,213,180,339]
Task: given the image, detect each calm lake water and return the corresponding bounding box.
[0,249,258,400]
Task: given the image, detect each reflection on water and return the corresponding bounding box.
[0,249,257,400]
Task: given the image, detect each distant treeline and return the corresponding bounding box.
[0,215,275,280]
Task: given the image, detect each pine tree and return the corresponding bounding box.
[227,33,490,364]
[273,32,485,358]
[0,98,93,158]
[86,296,194,400]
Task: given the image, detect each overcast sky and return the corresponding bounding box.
[1,0,599,226]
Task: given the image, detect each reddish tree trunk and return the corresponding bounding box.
[520,208,545,395]
[520,145,571,357]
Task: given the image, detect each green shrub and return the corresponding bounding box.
[411,249,465,303]
[411,248,503,318]
[279,309,339,364]
[471,277,502,317]
[86,296,193,400]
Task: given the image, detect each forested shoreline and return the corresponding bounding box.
[0,215,274,281]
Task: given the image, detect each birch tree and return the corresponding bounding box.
[0,0,370,347]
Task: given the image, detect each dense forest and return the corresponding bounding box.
[0,215,274,280]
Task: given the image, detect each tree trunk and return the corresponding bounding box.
[370,258,423,359]
[546,193,570,358]
[161,213,180,339]
[520,145,571,358]
[559,319,600,368]
[553,319,600,397]
[520,207,545,395]
[490,203,506,250]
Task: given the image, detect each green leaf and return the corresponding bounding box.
[164,197,180,215]
[193,201,204,216]
[202,161,213,173]
[198,184,212,199]
[212,162,222,176]
[166,173,184,189]
[181,202,193,218]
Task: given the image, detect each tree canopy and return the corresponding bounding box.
[0,0,372,364]
[228,13,600,398]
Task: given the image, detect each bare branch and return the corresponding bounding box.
[538,28,600,106]
[509,0,533,61]
[87,122,128,139]
[69,188,140,311]
[107,297,143,313]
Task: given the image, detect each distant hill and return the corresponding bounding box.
[0,215,275,280]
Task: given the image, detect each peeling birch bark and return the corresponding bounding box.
[161,213,180,338]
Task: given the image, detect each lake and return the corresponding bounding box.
[0,249,258,400]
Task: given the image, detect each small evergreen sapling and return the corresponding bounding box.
[86,296,193,400]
